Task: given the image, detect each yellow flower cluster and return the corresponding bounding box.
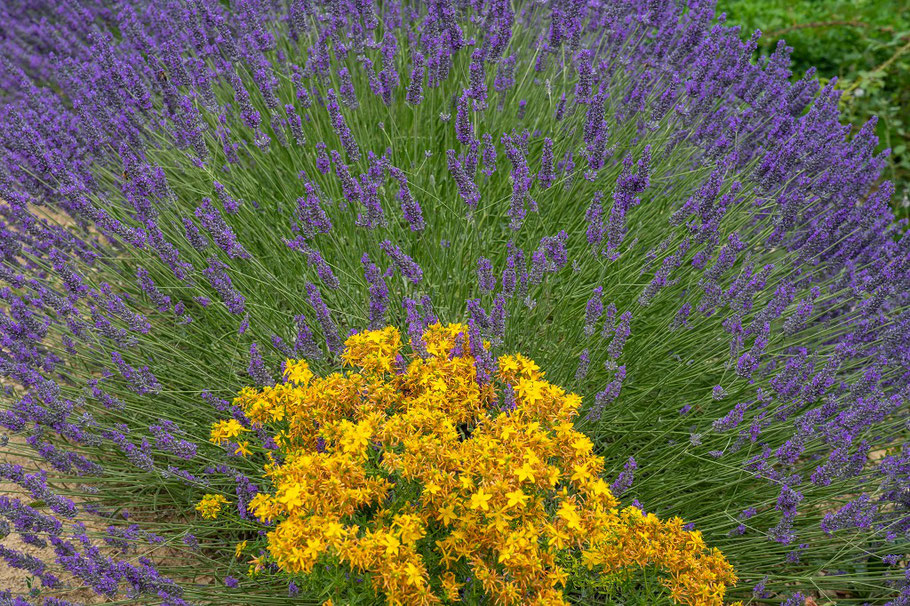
[195,493,228,519]
[227,324,737,605]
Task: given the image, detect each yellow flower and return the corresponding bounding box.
[195,494,227,519]
[278,483,304,511]
[514,378,545,404]
[381,532,400,557]
[324,520,346,541]
[557,501,582,531]
[284,359,313,385]
[570,463,591,483]
[235,540,247,558]
[468,489,492,511]
[404,561,424,587]
[210,419,247,445]
[437,543,458,570]
[440,571,462,600]
[497,355,520,376]
[304,536,325,560]
[516,461,537,483]
[438,503,457,526]
[505,489,529,509]
[206,324,736,606]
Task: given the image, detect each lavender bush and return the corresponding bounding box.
[0,0,907,603]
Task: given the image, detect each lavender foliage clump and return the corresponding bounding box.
[0,1,908,603]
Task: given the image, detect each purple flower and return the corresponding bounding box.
[111,352,161,395]
[149,420,197,460]
[326,89,359,162]
[247,343,273,386]
[388,166,425,231]
[135,267,171,312]
[331,150,362,205]
[587,366,626,421]
[194,198,249,259]
[446,149,480,210]
[575,349,590,382]
[454,91,473,145]
[538,137,555,189]
[607,311,632,360]
[306,283,342,354]
[501,131,535,230]
[610,456,637,496]
[295,182,333,238]
[203,257,246,315]
[285,239,339,290]
[294,315,323,360]
[380,240,423,284]
[362,253,389,330]
[476,257,496,292]
[315,142,331,175]
[406,53,426,105]
[584,287,604,336]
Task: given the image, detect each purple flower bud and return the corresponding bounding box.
[455,91,473,145]
[315,142,331,175]
[467,49,487,109]
[388,166,424,231]
[480,133,497,177]
[446,149,480,210]
[610,456,637,496]
[306,283,342,354]
[406,53,426,105]
[380,240,423,284]
[247,343,273,386]
[194,198,249,259]
[584,286,604,336]
[587,366,626,421]
[150,419,197,460]
[326,89,359,161]
[575,349,590,382]
[538,137,555,189]
[285,239,339,289]
[295,182,333,238]
[203,257,245,315]
[362,253,389,330]
[213,181,242,214]
[330,150,361,205]
[293,315,322,360]
[135,267,171,312]
[111,352,161,395]
[467,319,494,386]
[477,257,496,292]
